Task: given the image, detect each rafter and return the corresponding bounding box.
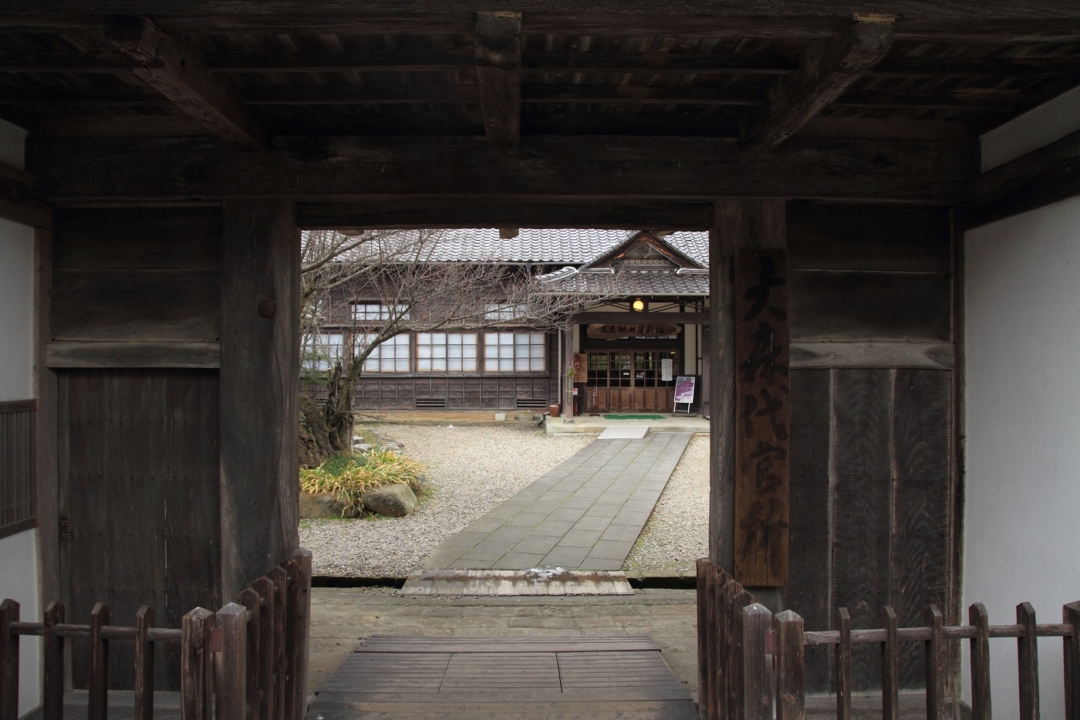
[102,15,264,149]
[475,11,522,153]
[742,19,896,151]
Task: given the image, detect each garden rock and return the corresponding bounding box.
[363,484,417,517]
[353,442,373,452]
[299,493,358,519]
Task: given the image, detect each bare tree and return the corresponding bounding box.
[300,229,619,464]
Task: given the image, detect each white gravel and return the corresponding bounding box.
[298,425,710,578]
[299,424,592,577]
[623,433,710,575]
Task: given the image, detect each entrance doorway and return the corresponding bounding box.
[584,350,678,413]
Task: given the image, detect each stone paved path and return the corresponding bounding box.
[422,433,692,571]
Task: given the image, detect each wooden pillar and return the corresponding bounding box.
[708,199,788,584]
[35,224,60,603]
[220,200,300,599]
[563,324,574,419]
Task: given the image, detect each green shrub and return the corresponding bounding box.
[299,447,427,517]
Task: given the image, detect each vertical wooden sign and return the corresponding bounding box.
[734,249,790,586]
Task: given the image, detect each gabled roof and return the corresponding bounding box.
[583,231,705,271]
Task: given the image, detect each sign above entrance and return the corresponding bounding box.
[586,323,681,339]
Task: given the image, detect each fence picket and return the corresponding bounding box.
[731,588,754,720]
[925,606,945,720]
[0,599,19,720]
[836,607,852,720]
[1017,602,1040,720]
[270,567,289,720]
[238,589,262,720]
[134,606,154,720]
[290,548,313,720]
[253,577,277,720]
[774,610,804,720]
[88,603,110,720]
[42,602,64,720]
[969,603,992,720]
[742,604,773,720]
[1065,601,1080,720]
[181,607,214,720]
[215,603,249,720]
[880,606,899,720]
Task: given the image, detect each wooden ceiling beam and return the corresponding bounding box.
[742,19,896,151]
[25,134,977,205]
[475,11,522,153]
[102,15,265,149]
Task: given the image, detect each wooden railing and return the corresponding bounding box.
[697,558,1080,720]
[0,399,36,539]
[0,548,311,720]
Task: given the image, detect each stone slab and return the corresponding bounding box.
[597,425,649,440]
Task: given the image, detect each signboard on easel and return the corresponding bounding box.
[673,376,695,414]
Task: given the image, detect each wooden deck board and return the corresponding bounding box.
[308,635,697,719]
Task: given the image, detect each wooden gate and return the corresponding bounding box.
[58,369,221,689]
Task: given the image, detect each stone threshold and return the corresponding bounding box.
[400,569,635,596]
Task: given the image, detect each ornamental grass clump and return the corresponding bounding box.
[298,447,426,517]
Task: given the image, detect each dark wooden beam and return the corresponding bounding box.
[524,50,797,74]
[797,117,968,142]
[102,15,264,149]
[298,199,714,229]
[743,19,896,151]
[475,11,522,153]
[573,311,707,324]
[0,87,166,105]
[0,160,51,228]
[26,135,978,204]
[220,199,299,597]
[206,47,475,73]
[956,128,1080,229]
[46,341,220,368]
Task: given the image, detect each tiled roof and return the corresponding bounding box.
[425,228,635,263]
[423,229,710,266]
[536,268,709,296]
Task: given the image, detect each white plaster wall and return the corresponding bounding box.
[0,530,42,716]
[0,215,35,402]
[981,84,1080,171]
[964,196,1080,720]
[0,118,42,718]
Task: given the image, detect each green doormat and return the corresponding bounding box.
[603,414,665,420]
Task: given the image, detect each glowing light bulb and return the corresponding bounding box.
[632,299,645,311]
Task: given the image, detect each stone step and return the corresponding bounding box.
[400,569,634,596]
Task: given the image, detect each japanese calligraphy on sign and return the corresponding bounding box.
[734,250,790,586]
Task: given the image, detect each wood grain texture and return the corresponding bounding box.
[969,603,991,720]
[743,20,895,150]
[60,369,220,690]
[475,12,521,153]
[220,200,300,599]
[35,228,61,603]
[891,370,951,686]
[784,369,831,692]
[734,249,790,586]
[26,135,977,204]
[789,342,954,369]
[708,207,735,570]
[46,341,220,368]
[789,270,951,341]
[830,368,892,691]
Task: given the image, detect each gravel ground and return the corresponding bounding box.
[623,433,709,575]
[298,425,710,577]
[299,424,592,577]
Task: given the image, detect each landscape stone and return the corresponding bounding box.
[353,442,372,452]
[363,484,418,517]
[299,493,358,519]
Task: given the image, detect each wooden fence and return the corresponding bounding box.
[697,558,1080,720]
[0,548,311,720]
[0,399,36,539]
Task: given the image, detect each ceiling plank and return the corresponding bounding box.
[25,134,977,205]
[475,10,522,153]
[742,19,896,151]
[102,15,265,149]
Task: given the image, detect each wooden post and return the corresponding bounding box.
[728,586,755,720]
[562,324,575,420]
[220,199,300,599]
[237,589,261,720]
[1065,601,1080,720]
[289,549,312,720]
[253,577,276,720]
[709,201,737,571]
[742,603,773,720]
[774,610,804,720]
[925,605,945,720]
[181,607,213,720]
[969,603,992,720]
[1017,602,1039,720]
[269,567,289,720]
[283,557,301,720]
[42,602,64,720]
[134,606,154,720]
[696,560,714,719]
[35,225,61,605]
[88,602,110,720]
[215,603,249,720]
[836,607,852,720]
[881,606,899,720]
[0,600,19,720]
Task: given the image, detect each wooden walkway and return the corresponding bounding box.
[307,635,698,719]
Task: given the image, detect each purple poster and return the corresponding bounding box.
[674,376,695,404]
